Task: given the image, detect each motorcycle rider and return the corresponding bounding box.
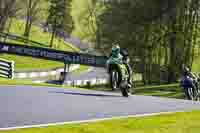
[107,44,132,88]
[180,66,199,99]
[182,66,199,92]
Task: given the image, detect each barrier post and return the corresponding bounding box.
[60,63,71,84]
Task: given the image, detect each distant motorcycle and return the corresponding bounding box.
[107,49,133,97]
[180,75,199,101]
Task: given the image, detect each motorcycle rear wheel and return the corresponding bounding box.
[120,81,129,97]
[187,87,198,101]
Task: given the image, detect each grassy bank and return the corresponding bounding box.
[0,54,64,72]
[1,111,200,133]
[0,19,80,71]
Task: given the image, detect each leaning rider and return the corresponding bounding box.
[182,66,199,93]
[180,68,196,99]
[107,44,132,88]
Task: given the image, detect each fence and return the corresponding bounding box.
[0,58,14,79]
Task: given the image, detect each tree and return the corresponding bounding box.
[63,0,73,35]
[46,0,73,48]
[0,0,18,32]
[97,0,200,84]
[22,0,41,41]
[71,0,105,46]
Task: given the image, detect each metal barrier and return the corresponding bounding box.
[0,58,14,79]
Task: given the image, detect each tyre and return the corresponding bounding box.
[187,87,194,100]
[110,67,122,91]
[192,87,199,101]
[120,81,129,97]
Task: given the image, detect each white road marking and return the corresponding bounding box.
[0,111,183,131]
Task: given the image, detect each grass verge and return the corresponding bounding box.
[81,83,185,99]
[0,78,69,88]
[133,83,185,99]
[1,111,200,133]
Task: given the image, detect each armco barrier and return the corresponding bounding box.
[64,78,109,86]
[14,64,80,79]
[0,58,14,79]
[63,73,143,87]
[32,72,143,87]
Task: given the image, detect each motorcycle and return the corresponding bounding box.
[107,49,133,97]
[180,75,199,101]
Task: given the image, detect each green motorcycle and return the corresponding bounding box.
[107,49,133,97]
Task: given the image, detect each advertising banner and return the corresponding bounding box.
[0,42,107,67]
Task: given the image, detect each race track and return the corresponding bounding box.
[0,85,200,129]
[65,67,109,81]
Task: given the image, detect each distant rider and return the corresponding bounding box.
[182,66,199,91]
[180,67,199,99]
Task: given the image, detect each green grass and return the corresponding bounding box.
[0,78,87,92]
[8,19,79,52]
[0,78,67,88]
[192,55,200,72]
[134,84,185,99]
[0,19,81,71]
[0,54,64,72]
[2,111,200,133]
[82,83,185,99]
[71,0,105,41]
[0,54,89,72]
[72,65,90,75]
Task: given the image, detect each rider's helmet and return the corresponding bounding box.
[111,44,120,58]
[182,66,190,76]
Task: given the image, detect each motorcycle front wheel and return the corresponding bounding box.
[110,69,120,91]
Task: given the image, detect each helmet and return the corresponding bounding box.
[182,66,190,76]
[111,45,120,57]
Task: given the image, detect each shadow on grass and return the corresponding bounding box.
[49,91,123,98]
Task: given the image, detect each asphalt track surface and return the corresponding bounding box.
[65,67,109,81]
[0,85,200,129]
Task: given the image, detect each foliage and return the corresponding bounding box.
[22,0,42,40]
[96,0,200,83]
[0,0,19,32]
[71,0,105,46]
[46,0,73,47]
[0,19,77,71]
[2,111,200,133]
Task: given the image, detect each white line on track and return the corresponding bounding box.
[0,111,184,131]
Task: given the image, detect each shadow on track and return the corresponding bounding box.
[49,91,122,98]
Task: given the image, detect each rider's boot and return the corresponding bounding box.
[127,76,133,88]
[127,83,132,89]
[126,83,132,93]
